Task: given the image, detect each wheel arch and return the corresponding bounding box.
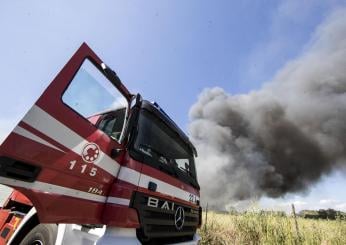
[7,206,40,245]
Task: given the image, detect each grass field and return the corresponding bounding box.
[198,211,346,245]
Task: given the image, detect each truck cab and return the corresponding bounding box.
[0,43,201,244]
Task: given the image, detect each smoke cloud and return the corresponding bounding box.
[189,9,346,209]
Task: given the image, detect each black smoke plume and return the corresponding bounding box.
[189,9,346,209]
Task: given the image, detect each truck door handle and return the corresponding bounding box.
[110,148,124,158]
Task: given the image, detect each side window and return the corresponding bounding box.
[62,59,128,139]
[98,108,126,141]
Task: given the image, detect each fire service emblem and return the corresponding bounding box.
[174,206,185,230]
[82,143,100,163]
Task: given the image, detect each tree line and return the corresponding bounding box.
[299,209,346,220]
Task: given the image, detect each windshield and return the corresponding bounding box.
[133,110,197,185]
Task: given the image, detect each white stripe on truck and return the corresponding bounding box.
[13,125,66,153]
[22,105,121,177]
[14,105,199,204]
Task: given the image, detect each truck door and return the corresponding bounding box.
[0,43,132,224]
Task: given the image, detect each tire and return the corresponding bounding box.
[19,224,57,245]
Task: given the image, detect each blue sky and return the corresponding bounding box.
[0,1,345,212]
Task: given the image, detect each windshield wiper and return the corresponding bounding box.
[139,144,179,177]
[139,144,166,160]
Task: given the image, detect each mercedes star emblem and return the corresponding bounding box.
[174,206,185,230]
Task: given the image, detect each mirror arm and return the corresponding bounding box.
[101,63,122,87]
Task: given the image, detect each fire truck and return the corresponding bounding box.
[0,43,201,244]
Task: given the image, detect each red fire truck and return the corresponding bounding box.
[0,43,201,244]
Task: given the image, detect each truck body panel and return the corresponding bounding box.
[0,43,201,244]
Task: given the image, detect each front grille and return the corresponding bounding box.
[130,191,200,243]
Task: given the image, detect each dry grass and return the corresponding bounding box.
[198,211,346,245]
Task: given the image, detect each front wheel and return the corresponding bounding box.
[19,224,57,245]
